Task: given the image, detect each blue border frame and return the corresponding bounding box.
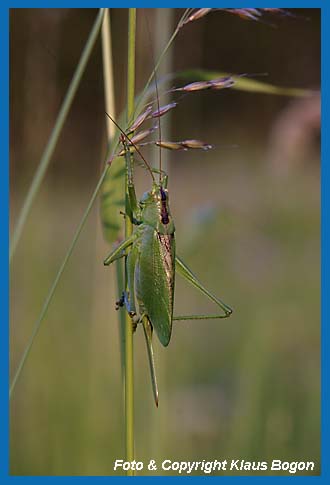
[3,2,326,481]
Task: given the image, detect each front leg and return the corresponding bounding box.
[122,136,140,220]
[119,210,141,226]
[103,233,136,266]
[112,238,140,331]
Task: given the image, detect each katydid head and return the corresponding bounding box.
[140,183,168,208]
[139,182,173,230]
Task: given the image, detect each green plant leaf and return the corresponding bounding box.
[100,155,125,244]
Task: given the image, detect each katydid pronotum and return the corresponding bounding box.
[103,87,233,407]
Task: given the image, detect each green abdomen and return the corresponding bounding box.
[136,224,175,347]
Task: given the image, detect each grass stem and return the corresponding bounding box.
[101,6,127,439]
[123,8,136,474]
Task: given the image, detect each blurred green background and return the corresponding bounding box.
[10,8,320,476]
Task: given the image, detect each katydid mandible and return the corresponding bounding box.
[103,119,233,406]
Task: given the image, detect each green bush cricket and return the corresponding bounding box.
[103,95,233,407]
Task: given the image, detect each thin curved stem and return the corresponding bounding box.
[10,163,110,399]
[133,9,190,121]
[10,8,106,263]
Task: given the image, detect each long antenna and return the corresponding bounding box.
[146,12,163,184]
[105,111,155,182]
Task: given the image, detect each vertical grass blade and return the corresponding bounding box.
[101,9,116,141]
[124,7,136,475]
[100,8,126,404]
[10,8,106,263]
